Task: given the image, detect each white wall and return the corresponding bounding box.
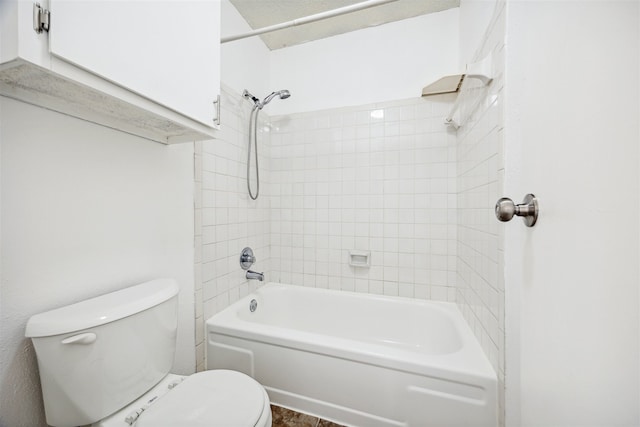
[458,0,497,70]
[269,8,459,115]
[0,98,195,427]
[220,0,271,100]
[504,1,639,426]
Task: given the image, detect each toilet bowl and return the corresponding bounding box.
[96,371,272,427]
[25,279,272,427]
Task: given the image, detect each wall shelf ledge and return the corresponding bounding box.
[444,52,493,129]
[421,53,493,130]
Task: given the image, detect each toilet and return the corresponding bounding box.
[25,278,272,427]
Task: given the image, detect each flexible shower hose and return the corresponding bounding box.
[247,104,260,200]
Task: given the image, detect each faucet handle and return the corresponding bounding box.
[240,247,255,270]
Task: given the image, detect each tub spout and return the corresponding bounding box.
[246,270,264,281]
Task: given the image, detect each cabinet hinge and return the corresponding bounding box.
[33,3,50,34]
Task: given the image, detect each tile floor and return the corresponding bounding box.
[271,405,346,427]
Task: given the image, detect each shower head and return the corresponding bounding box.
[259,89,290,109]
[243,89,291,110]
[277,90,291,99]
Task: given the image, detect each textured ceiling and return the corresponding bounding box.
[229,0,460,50]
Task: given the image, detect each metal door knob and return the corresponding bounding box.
[495,194,538,227]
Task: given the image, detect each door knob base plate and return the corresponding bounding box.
[521,193,538,227]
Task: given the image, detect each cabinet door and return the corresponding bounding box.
[48,0,220,128]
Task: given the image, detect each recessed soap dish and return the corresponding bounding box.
[349,250,371,268]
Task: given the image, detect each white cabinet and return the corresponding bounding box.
[0,0,221,144]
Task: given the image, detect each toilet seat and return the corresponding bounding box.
[136,370,269,427]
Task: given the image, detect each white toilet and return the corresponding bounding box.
[25,278,272,427]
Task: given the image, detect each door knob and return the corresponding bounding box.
[495,194,538,227]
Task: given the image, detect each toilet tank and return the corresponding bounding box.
[25,279,179,427]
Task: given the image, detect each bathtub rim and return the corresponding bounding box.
[206,282,497,384]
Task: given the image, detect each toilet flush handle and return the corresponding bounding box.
[61,332,97,345]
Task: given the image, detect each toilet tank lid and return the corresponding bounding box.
[25,279,179,338]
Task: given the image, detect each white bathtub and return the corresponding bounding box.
[206,283,497,427]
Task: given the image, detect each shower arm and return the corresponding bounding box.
[221,0,400,44]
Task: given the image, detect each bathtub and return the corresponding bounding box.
[206,283,497,427]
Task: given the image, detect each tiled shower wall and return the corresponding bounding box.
[455,1,506,423]
[194,84,272,371]
[269,97,457,300]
